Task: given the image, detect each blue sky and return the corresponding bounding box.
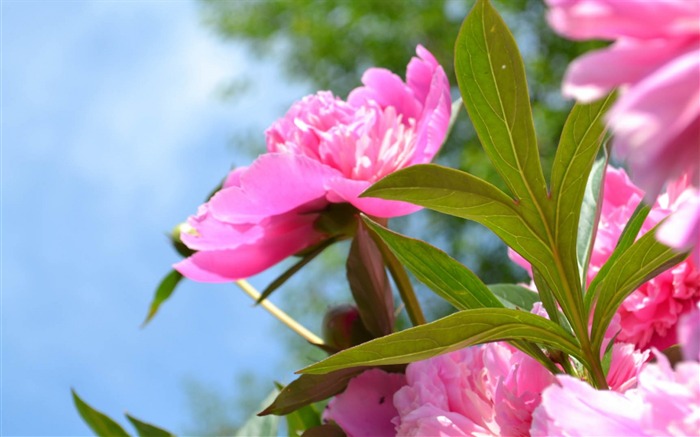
[2,1,312,434]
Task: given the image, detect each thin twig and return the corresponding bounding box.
[235,279,325,346]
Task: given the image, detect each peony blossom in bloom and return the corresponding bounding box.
[531,311,700,437]
[174,46,451,282]
[391,339,646,436]
[323,369,406,437]
[546,0,700,199]
[392,342,555,436]
[511,167,700,350]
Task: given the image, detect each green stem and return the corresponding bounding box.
[370,229,426,326]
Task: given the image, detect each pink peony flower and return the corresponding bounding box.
[392,339,645,436]
[531,352,700,436]
[510,167,700,350]
[678,301,700,361]
[174,46,451,282]
[546,0,700,200]
[323,369,406,437]
[392,342,555,436]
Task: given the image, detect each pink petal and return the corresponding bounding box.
[406,45,439,106]
[209,153,340,224]
[324,369,406,437]
[180,204,264,251]
[562,39,694,102]
[348,68,421,121]
[531,376,643,436]
[608,49,700,197]
[412,63,451,165]
[173,216,322,282]
[656,191,700,253]
[546,0,700,41]
[326,177,422,218]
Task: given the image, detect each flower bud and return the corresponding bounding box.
[322,304,374,351]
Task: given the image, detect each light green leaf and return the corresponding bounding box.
[487,284,539,310]
[589,223,688,350]
[577,155,609,286]
[455,0,547,205]
[551,94,615,289]
[142,270,183,327]
[363,216,503,310]
[125,414,175,437]
[72,389,130,437]
[585,202,651,309]
[235,389,281,437]
[362,164,550,263]
[284,402,321,437]
[299,308,583,374]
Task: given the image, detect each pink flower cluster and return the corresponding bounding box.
[546,0,700,252]
[532,303,700,436]
[174,46,451,282]
[323,303,700,437]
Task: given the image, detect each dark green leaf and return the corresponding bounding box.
[300,308,583,374]
[258,237,337,304]
[260,368,363,416]
[589,223,688,350]
[302,423,346,437]
[363,217,503,310]
[236,389,281,437]
[347,221,394,337]
[551,94,615,289]
[455,0,547,204]
[142,270,183,327]
[487,284,539,310]
[577,154,609,286]
[72,389,130,437]
[125,414,174,437]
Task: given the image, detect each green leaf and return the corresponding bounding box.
[577,154,609,286]
[125,414,174,437]
[236,389,281,437]
[299,308,583,374]
[284,403,321,437]
[363,164,550,264]
[585,202,651,309]
[257,237,337,304]
[363,217,503,310]
[346,222,394,337]
[487,284,539,311]
[302,423,346,437]
[455,0,547,204]
[551,94,615,289]
[532,267,563,328]
[260,368,363,416]
[286,408,321,437]
[589,223,688,350]
[72,389,130,437]
[142,270,183,327]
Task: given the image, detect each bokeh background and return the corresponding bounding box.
[3,1,594,434]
